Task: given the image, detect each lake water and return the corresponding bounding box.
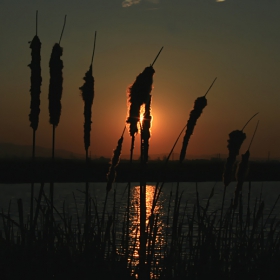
[1,181,280,278]
[1,181,280,242]
[1,181,280,221]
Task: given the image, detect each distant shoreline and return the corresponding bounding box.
[1,158,280,183]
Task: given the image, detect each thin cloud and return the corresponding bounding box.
[216,0,225,2]
[122,0,159,8]
[122,0,141,8]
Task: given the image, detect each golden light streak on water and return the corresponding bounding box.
[129,185,165,279]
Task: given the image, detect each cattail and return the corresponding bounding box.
[48,43,63,126]
[79,32,96,155]
[28,24,42,131]
[80,64,94,151]
[141,94,152,164]
[179,78,217,163]
[223,130,246,187]
[223,113,258,187]
[48,15,66,127]
[126,47,162,138]
[28,10,41,228]
[48,16,66,224]
[125,47,162,269]
[233,121,259,208]
[106,127,125,192]
[126,66,155,137]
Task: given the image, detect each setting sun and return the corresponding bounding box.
[139,104,145,129]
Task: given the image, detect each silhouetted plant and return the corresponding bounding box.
[179,78,217,164]
[79,32,96,227]
[48,15,66,226]
[233,120,259,208]
[125,47,162,280]
[48,43,64,128]
[223,113,258,187]
[28,10,42,232]
[126,66,155,138]
[106,126,125,193]
[28,11,42,134]
[219,113,258,248]
[80,32,96,159]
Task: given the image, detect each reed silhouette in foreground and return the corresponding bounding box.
[179,77,217,164]
[48,15,66,242]
[220,113,259,234]
[125,47,162,279]
[233,120,259,209]
[79,31,97,228]
[28,10,42,231]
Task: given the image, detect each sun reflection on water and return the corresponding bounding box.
[128,185,165,278]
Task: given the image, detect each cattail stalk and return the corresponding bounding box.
[139,94,153,279]
[233,121,259,208]
[106,126,125,193]
[179,78,217,163]
[28,10,42,231]
[126,66,155,137]
[125,65,155,264]
[125,48,161,278]
[102,127,125,228]
[141,94,152,164]
[219,113,258,248]
[223,113,258,187]
[29,11,42,135]
[48,15,66,224]
[80,31,96,158]
[79,32,97,226]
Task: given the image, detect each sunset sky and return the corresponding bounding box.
[1,0,280,159]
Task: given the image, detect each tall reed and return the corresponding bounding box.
[48,15,66,232]
[233,120,259,208]
[164,78,217,250]
[28,10,42,229]
[125,47,162,279]
[101,126,126,234]
[223,113,258,188]
[220,113,259,249]
[179,77,216,163]
[79,31,97,226]
[80,34,96,159]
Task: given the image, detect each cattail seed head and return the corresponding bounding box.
[227,130,246,157]
[223,130,246,187]
[79,65,94,152]
[106,133,124,192]
[179,96,207,163]
[28,35,42,131]
[126,66,155,137]
[48,43,63,127]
